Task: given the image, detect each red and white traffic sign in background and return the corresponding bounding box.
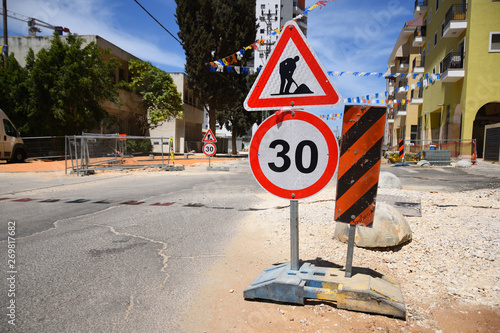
[202,129,217,143]
[203,142,216,157]
[249,111,339,200]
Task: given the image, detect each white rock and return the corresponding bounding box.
[417,160,431,167]
[333,202,412,248]
[378,172,402,189]
[455,159,472,168]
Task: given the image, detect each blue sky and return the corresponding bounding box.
[4,0,415,134]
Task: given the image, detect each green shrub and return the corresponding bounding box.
[126,140,152,154]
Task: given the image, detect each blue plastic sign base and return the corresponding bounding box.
[243,262,406,319]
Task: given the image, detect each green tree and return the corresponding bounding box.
[22,33,119,136]
[0,54,29,130]
[216,73,259,154]
[128,59,183,135]
[175,0,256,148]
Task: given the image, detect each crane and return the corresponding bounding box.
[1,9,70,36]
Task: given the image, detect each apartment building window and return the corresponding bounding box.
[439,59,443,73]
[441,21,445,37]
[261,4,265,9]
[429,10,432,23]
[411,125,418,143]
[490,32,500,52]
[427,44,431,55]
[434,32,438,46]
[435,0,439,11]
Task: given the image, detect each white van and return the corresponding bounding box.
[0,109,26,163]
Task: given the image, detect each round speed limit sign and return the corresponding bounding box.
[249,110,339,200]
[203,142,217,157]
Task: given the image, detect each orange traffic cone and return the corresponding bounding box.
[471,140,477,165]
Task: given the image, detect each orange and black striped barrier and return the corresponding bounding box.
[334,105,386,227]
[398,138,404,159]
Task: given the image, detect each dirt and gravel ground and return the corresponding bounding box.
[180,183,499,332]
[2,157,499,332]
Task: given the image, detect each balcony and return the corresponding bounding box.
[398,57,410,72]
[414,0,428,17]
[396,78,408,96]
[443,4,467,38]
[412,56,425,74]
[396,104,407,117]
[387,110,395,123]
[410,87,423,104]
[413,25,426,47]
[441,52,464,82]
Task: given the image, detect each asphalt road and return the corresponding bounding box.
[1,160,265,332]
[380,160,500,192]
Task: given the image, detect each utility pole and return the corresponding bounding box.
[259,8,278,62]
[2,0,7,68]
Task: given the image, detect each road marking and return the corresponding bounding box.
[397,168,418,173]
[66,199,90,203]
[121,201,144,205]
[12,198,35,202]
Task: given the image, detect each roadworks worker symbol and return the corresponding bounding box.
[272,56,313,96]
[244,20,341,111]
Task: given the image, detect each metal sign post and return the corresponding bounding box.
[290,200,299,271]
[344,224,356,278]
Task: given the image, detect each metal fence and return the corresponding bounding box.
[65,134,174,175]
[22,136,66,159]
[386,139,476,165]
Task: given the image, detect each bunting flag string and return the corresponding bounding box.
[319,113,343,121]
[209,63,442,83]
[208,0,337,71]
[209,63,442,105]
[342,90,414,106]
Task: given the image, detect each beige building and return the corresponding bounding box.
[149,73,205,154]
[386,17,424,147]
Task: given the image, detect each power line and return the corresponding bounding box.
[133,0,182,46]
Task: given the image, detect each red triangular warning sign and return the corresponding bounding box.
[244,21,342,111]
[202,129,217,143]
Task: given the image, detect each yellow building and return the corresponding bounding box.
[413,0,500,157]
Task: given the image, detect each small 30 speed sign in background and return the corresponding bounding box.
[249,110,339,200]
[203,142,216,157]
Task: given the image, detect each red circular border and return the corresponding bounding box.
[249,110,339,200]
[203,143,217,157]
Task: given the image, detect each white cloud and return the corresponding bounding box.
[6,0,185,70]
